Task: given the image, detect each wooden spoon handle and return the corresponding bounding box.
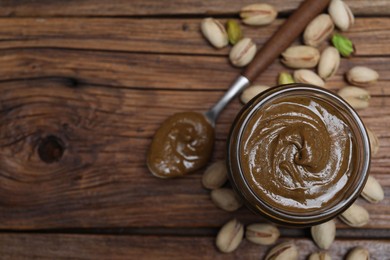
[243,0,331,82]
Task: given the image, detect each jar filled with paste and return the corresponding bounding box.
[227,84,370,226]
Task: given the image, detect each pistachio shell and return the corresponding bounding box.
[229,37,257,67]
[240,85,270,104]
[293,69,325,87]
[328,0,355,31]
[346,66,379,87]
[309,252,332,260]
[318,47,340,80]
[201,18,228,49]
[216,219,244,253]
[281,45,320,69]
[303,14,334,47]
[211,188,243,212]
[265,241,298,260]
[311,219,336,250]
[240,4,278,26]
[202,160,227,190]
[245,223,280,245]
[346,247,370,260]
[361,175,384,203]
[339,203,369,227]
[366,128,379,156]
[338,86,370,110]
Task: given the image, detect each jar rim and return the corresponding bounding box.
[227,84,370,226]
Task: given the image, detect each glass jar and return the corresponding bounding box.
[227,84,370,227]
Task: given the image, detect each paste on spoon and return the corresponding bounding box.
[147,112,214,178]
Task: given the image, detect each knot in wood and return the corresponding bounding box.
[38,135,65,163]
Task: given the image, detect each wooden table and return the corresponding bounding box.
[0,0,389,259]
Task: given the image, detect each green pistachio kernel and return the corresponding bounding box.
[331,33,355,57]
[278,72,295,85]
[226,20,243,45]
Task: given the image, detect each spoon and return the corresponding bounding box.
[147,0,331,178]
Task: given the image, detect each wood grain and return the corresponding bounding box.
[0,48,388,94]
[0,78,388,229]
[0,0,388,258]
[0,0,388,17]
[0,18,388,56]
[0,233,388,259]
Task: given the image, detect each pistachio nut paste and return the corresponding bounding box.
[240,96,356,212]
[147,112,214,178]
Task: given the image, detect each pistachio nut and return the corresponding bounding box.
[278,72,295,85]
[332,33,354,57]
[366,127,380,156]
[202,160,227,190]
[337,86,370,110]
[265,241,298,260]
[361,175,384,203]
[245,223,280,245]
[226,20,242,45]
[293,69,325,87]
[201,18,228,49]
[211,188,243,212]
[328,0,355,31]
[311,219,336,250]
[216,219,244,253]
[303,14,334,47]
[281,45,320,69]
[229,37,257,67]
[318,46,340,80]
[309,252,332,260]
[240,3,277,26]
[339,203,369,227]
[240,85,270,104]
[346,247,370,260]
[346,66,379,87]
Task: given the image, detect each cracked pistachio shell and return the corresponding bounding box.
[229,37,257,67]
[328,0,355,31]
[339,203,369,227]
[202,160,227,190]
[338,86,370,110]
[311,219,336,250]
[211,188,243,212]
[278,72,295,85]
[366,128,379,156]
[216,219,244,253]
[240,85,270,104]
[265,241,298,260]
[294,69,325,87]
[346,247,370,260]
[309,252,332,260]
[361,175,384,203]
[281,45,320,69]
[346,66,379,87]
[304,14,334,47]
[240,3,277,26]
[245,223,280,245]
[318,47,340,80]
[201,18,228,49]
